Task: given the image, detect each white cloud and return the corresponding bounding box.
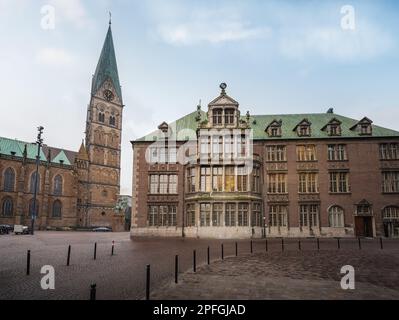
[49,0,90,28]
[36,47,75,67]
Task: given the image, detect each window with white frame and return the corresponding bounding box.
[329,206,345,227]
[300,204,319,228]
[225,203,236,227]
[382,172,399,193]
[200,203,211,226]
[238,203,249,226]
[269,205,288,227]
[212,203,223,226]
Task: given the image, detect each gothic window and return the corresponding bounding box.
[30,172,40,194]
[109,116,116,127]
[2,197,13,217]
[28,199,39,218]
[98,112,105,123]
[53,175,63,196]
[4,168,15,192]
[52,200,62,218]
[329,206,345,227]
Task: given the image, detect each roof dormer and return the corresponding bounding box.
[350,117,373,136]
[293,119,312,137]
[265,120,282,138]
[322,118,342,136]
[208,83,240,128]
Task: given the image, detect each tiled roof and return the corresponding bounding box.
[0,136,76,165]
[134,111,399,142]
[92,25,122,100]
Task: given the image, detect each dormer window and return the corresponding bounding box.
[350,117,373,136]
[322,118,342,136]
[294,119,312,137]
[225,109,235,125]
[265,120,282,138]
[213,109,223,125]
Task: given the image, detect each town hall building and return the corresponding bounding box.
[131,84,399,239]
[0,24,125,231]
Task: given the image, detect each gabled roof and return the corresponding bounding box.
[92,25,122,100]
[134,111,399,142]
[265,119,282,131]
[350,117,373,130]
[321,117,343,131]
[52,150,71,165]
[208,93,239,106]
[293,118,312,131]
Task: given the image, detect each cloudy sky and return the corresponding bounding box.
[1,0,399,195]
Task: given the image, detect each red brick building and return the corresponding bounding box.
[0,25,125,231]
[131,84,399,239]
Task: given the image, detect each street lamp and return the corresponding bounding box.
[31,126,44,235]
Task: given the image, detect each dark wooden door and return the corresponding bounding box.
[355,217,373,237]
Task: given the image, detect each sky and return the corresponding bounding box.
[1,0,399,195]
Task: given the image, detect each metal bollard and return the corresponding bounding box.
[337,238,341,250]
[90,284,96,300]
[235,242,238,256]
[281,238,284,252]
[175,255,179,284]
[358,237,361,250]
[111,241,115,256]
[380,237,384,250]
[250,240,253,254]
[221,244,224,260]
[146,265,151,300]
[266,239,268,252]
[207,246,210,265]
[94,242,97,260]
[67,245,71,266]
[26,250,31,276]
[298,240,301,251]
[193,250,196,272]
[317,238,320,251]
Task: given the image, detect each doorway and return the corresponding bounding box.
[355,216,373,237]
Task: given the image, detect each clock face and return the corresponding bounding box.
[103,89,114,102]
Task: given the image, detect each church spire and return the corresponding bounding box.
[91,23,122,100]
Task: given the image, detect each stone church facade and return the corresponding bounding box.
[0,24,125,231]
[131,84,399,239]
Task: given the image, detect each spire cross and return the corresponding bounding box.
[109,12,112,25]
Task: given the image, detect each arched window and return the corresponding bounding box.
[28,199,39,218]
[30,172,40,193]
[109,116,116,126]
[2,197,13,217]
[4,168,15,192]
[98,112,105,123]
[52,200,62,218]
[53,175,63,196]
[329,206,345,227]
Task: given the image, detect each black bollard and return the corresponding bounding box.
[221,244,224,260]
[67,245,71,266]
[317,238,320,251]
[298,240,301,251]
[266,239,268,252]
[250,240,253,254]
[207,246,210,265]
[337,238,341,250]
[380,237,384,250]
[235,242,238,256]
[146,265,151,300]
[175,255,179,284]
[94,242,97,260]
[26,250,31,276]
[281,238,284,252]
[193,250,196,272]
[90,284,96,301]
[358,237,361,250]
[111,241,115,256]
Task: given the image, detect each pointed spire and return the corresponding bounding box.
[92,23,122,100]
[77,141,89,161]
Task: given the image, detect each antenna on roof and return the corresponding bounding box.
[109,11,112,25]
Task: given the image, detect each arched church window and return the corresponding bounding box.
[53,175,63,196]
[4,168,15,192]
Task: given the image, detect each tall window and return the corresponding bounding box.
[200,203,211,227]
[237,167,248,192]
[52,200,62,218]
[298,173,318,193]
[212,167,223,192]
[30,172,40,193]
[213,109,223,125]
[269,205,287,227]
[329,206,344,227]
[200,136,210,158]
[225,203,236,227]
[238,203,249,226]
[252,167,260,193]
[168,206,177,226]
[297,145,317,161]
[186,204,196,227]
[53,175,63,196]
[382,172,399,193]
[4,168,15,192]
[2,197,13,217]
[212,136,223,158]
[300,205,319,228]
[383,206,399,219]
[329,172,350,193]
[187,168,196,193]
[266,146,286,162]
[148,206,158,226]
[150,175,159,194]
[237,135,247,157]
[328,145,347,161]
[380,143,399,160]
[224,135,233,158]
[212,203,223,226]
[225,167,235,192]
[28,199,39,218]
[252,203,262,227]
[159,206,168,226]
[168,175,177,194]
[200,167,212,192]
[98,112,105,123]
[267,173,287,194]
[225,109,235,125]
[159,175,168,194]
[109,116,116,126]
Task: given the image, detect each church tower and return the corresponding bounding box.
[84,22,124,229]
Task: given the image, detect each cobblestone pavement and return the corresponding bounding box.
[0,232,398,300]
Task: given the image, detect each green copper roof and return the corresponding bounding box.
[134,111,399,142]
[92,25,122,100]
[52,150,71,165]
[0,137,47,160]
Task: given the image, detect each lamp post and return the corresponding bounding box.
[31,126,44,235]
